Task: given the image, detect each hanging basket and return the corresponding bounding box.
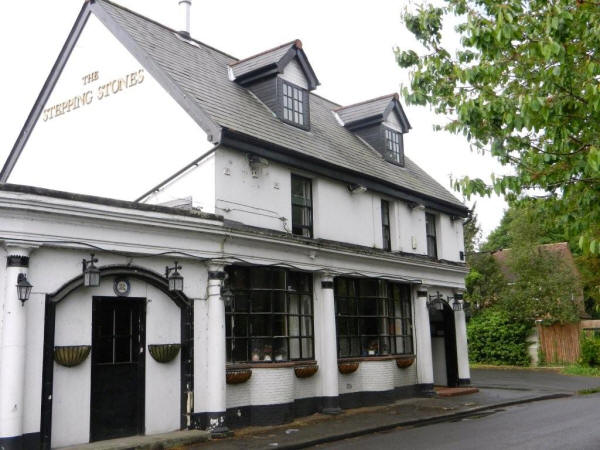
[226,368,252,384]
[338,361,360,374]
[294,364,318,378]
[148,344,181,363]
[54,345,91,367]
[396,357,415,369]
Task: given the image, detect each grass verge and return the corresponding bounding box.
[577,387,600,395]
[562,364,600,377]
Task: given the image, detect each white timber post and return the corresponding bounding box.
[0,247,31,445]
[414,287,434,394]
[453,293,471,385]
[205,263,229,436]
[318,273,341,414]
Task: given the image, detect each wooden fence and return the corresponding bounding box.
[537,322,581,364]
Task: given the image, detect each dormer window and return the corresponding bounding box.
[385,128,404,165]
[228,40,319,131]
[281,80,308,128]
[336,94,411,168]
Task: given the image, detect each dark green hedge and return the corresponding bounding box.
[467,309,531,366]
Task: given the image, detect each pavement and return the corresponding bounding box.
[79,368,600,450]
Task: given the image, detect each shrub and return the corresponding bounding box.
[467,309,532,366]
[579,333,600,367]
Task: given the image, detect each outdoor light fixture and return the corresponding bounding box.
[16,273,33,304]
[165,261,184,292]
[221,286,234,307]
[428,292,445,311]
[452,294,464,311]
[82,253,101,288]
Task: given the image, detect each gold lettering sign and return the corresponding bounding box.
[42,69,145,122]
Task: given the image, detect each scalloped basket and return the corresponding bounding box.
[54,345,91,367]
[338,361,360,374]
[294,364,318,378]
[396,357,415,369]
[148,344,181,363]
[226,369,252,384]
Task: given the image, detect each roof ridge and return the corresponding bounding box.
[334,93,398,112]
[229,39,301,67]
[95,0,239,61]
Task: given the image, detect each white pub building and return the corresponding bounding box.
[0,1,471,448]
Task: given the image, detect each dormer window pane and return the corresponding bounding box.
[385,129,403,165]
[283,81,305,126]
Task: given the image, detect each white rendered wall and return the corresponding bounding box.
[437,215,464,262]
[215,147,292,232]
[280,59,308,89]
[9,14,212,200]
[145,284,181,435]
[145,153,216,213]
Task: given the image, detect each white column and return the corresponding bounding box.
[453,294,471,385]
[414,288,434,393]
[319,274,340,414]
[0,247,31,443]
[205,263,229,435]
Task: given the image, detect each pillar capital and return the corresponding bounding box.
[207,261,228,280]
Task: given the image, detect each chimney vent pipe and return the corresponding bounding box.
[178,0,192,36]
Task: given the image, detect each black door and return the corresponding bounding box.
[91,297,145,442]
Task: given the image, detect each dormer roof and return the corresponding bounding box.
[229,39,320,90]
[336,93,411,131]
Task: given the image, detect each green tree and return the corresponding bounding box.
[397,0,600,254]
[501,205,580,323]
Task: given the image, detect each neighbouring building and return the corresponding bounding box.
[0,0,470,448]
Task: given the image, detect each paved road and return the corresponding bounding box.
[471,368,600,393]
[318,393,600,450]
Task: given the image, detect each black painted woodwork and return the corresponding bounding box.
[90,297,146,442]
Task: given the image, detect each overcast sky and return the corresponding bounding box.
[0,0,509,240]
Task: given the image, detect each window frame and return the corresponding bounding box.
[425,212,438,259]
[278,78,310,130]
[383,127,405,167]
[334,278,414,358]
[225,266,315,364]
[291,174,313,238]
[381,199,391,251]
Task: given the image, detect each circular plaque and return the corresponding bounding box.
[113,278,131,297]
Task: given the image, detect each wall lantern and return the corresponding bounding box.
[165,261,184,292]
[427,292,445,311]
[16,273,33,305]
[82,253,101,288]
[221,286,234,307]
[452,294,464,311]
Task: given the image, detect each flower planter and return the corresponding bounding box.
[148,344,181,363]
[54,345,91,367]
[396,357,415,369]
[338,361,360,374]
[294,364,318,378]
[226,368,252,384]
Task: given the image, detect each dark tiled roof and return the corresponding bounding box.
[229,40,298,79]
[96,0,465,209]
[335,94,396,126]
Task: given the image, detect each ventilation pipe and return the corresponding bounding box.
[178,0,192,36]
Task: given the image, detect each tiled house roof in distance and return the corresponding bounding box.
[335,93,411,131]
[87,0,466,213]
[228,39,320,89]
